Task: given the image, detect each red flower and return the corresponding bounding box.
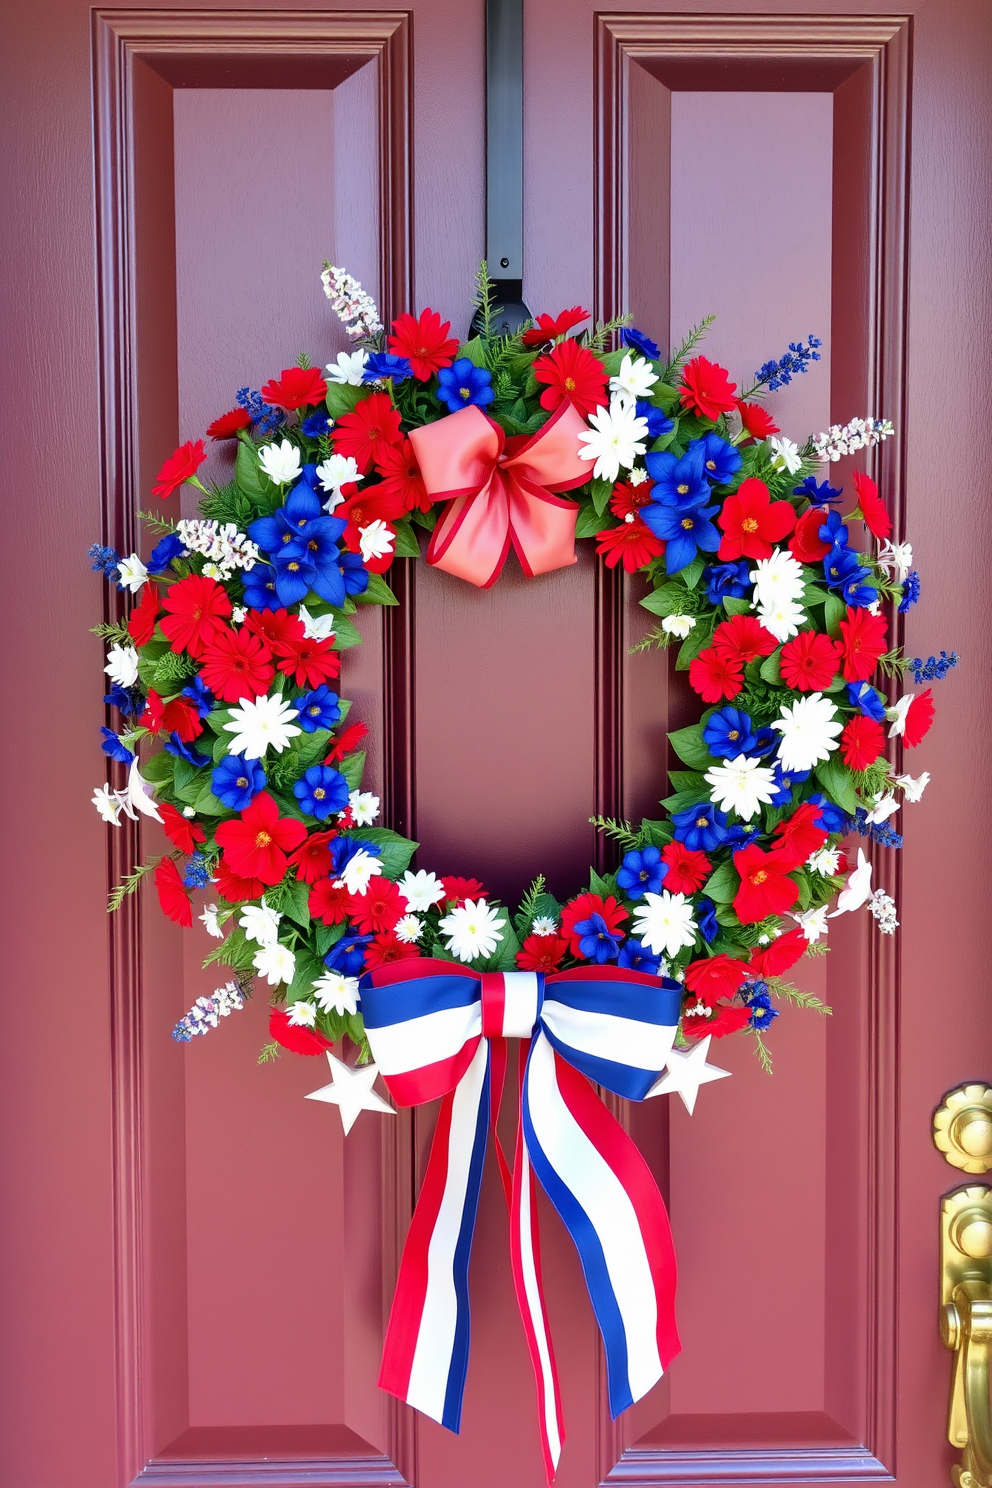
[309,877,353,925]
[337,483,408,551]
[596,517,665,572]
[789,506,832,564]
[852,470,891,539]
[214,860,266,903]
[140,689,203,742]
[532,339,609,418]
[517,933,569,972]
[374,437,431,513]
[683,954,751,1007]
[717,477,796,561]
[838,606,888,682]
[679,356,738,421]
[363,931,423,969]
[682,999,752,1039]
[441,876,488,905]
[331,393,403,474]
[288,831,337,885]
[712,613,778,666]
[770,802,829,870]
[154,858,192,927]
[520,307,590,348]
[159,574,232,658]
[561,893,627,957]
[272,633,341,689]
[904,689,935,748]
[325,720,369,763]
[198,626,274,703]
[688,647,743,703]
[214,792,307,886]
[661,841,711,893]
[610,480,654,520]
[128,581,159,645]
[269,1006,332,1056]
[732,844,799,923]
[734,399,779,439]
[388,308,459,380]
[780,630,842,691]
[159,801,206,856]
[152,440,206,499]
[347,879,405,934]
[749,926,808,978]
[260,366,328,411]
[206,407,252,440]
[840,714,886,771]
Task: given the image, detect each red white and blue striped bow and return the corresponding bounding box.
[360,960,683,1480]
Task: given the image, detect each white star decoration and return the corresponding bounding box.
[305,1051,396,1135]
[645,1035,731,1115]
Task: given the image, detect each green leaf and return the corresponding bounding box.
[703,859,740,905]
[456,337,488,368]
[329,611,363,650]
[588,867,616,897]
[324,381,365,419]
[340,750,366,791]
[661,789,705,815]
[287,951,324,1003]
[667,724,712,771]
[591,477,614,516]
[759,648,782,684]
[814,755,859,815]
[682,555,706,590]
[140,752,175,785]
[639,582,685,618]
[639,817,674,846]
[675,620,713,671]
[315,920,345,956]
[823,592,846,637]
[345,826,418,878]
[723,595,751,617]
[668,769,708,795]
[576,505,612,540]
[191,777,229,817]
[355,573,398,606]
[392,519,422,558]
[235,440,268,499]
[279,876,311,930]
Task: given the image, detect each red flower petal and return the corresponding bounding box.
[152,440,206,499]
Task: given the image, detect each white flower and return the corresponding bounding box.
[628,467,649,486]
[792,906,829,943]
[325,349,369,384]
[865,792,899,824]
[885,694,914,738]
[632,890,697,957]
[223,694,301,759]
[532,915,558,936]
[348,790,380,826]
[892,770,930,802]
[769,436,802,474]
[749,548,805,609]
[298,604,336,641]
[285,999,318,1028]
[704,754,778,821]
[199,903,225,938]
[252,942,297,986]
[576,397,649,483]
[829,847,873,916]
[312,970,359,1016]
[662,614,696,639]
[321,264,383,339]
[239,900,282,946]
[116,554,148,592]
[814,416,894,462]
[104,644,140,688]
[756,599,806,644]
[231,606,247,624]
[126,758,163,822]
[438,899,506,963]
[772,693,843,773]
[876,539,914,583]
[202,562,223,579]
[868,888,899,934]
[92,784,124,825]
[398,869,446,911]
[175,518,259,578]
[338,848,383,897]
[258,439,302,487]
[807,846,841,876]
[316,453,363,510]
[609,353,658,406]
[395,914,424,944]
[360,519,395,564]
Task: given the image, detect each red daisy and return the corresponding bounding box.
[516,933,569,973]
[288,831,337,885]
[904,689,935,748]
[660,840,711,893]
[732,844,799,923]
[272,633,341,689]
[347,879,405,934]
[840,714,886,771]
[206,407,252,440]
[609,480,654,519]
[214,860,266,904]
[838,606,888,682]
[159,801,206,856]
[331,393,403,474]
[780,630,842,691]
[387,308,459,380]
[363,931,424,969]
[152,440,206,499]
[852,470,892,539]
[520,307,590,348]
[154,858,192,928]
[532,339,609,418]
[374,437,431,513]
[789,506,832,564]
[688,646,744,703]
[128,580,159,645]
[712,613,778,666]
[595,517,665,572]
[214,793,307,886]
[260,366,328,411]
[244,607,304,648]
[560,893,627,957]
[198,626,274,703]
[337,484,407,551]
[683,954,751,1008]
[441,876,488,905]
[269,1006,332,1056]
[749,926,808,978]
[679,356,738,421]
[159,574,232,658]
[770,802,829,869]
[683,1001,753,1039]
[325,720,370,764]
[717,477,796,561]
[308,877,353,925]
[734,399,779,439]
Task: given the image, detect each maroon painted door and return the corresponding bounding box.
[2,3,991,1486]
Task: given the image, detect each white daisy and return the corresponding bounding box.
[337,848,383,897]
[769,436,802,474]
[807,846,841,876]
[116,554,148,592]
[104,644,140,688]
[252,942,297,986]
[348,790,380,826]
[325,349,369,385]
[285,999,318,1027]
[756,598,806,644]
[792,906,829,942]
[662,614,696,638]
[398,869,446,911]
[749,548,805,609]
[239,900,282,946]
[772,693,843,773]
[892,770,930,802]
[298,604,336,641]
[359,519,395,564]
[199,902,225,938]
[438,899,506,963]
[92,784,124,825]
[223,694,302,759]
[628,467,650,486]
[531,915,558,937]
[631,890,697,957]
[394,914,424,944]
[311,970,359,1016]
[576,397,649,483]
[609,352,658,406]
[704,754,778,820]
[258,439,302,487]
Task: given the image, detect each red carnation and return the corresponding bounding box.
[532,339,609,418]
[517,933,569,973]
[159,574,232,658]
[347,879,405,934]
[679,356,738,421]
[374,437,430,514]
[269,1006,333,1056]
[388,308,459,381]
[717,477,796,561]
[521,306,590,348]
[596,517,665,572]
[840,714,886,771]
[128,581,159,645]
[244,607,304,648]
[363,931,424,969]
[771,802,829,870]
[206,407,252,440]
[780,630,842,691]
[214,792,307,886]
[260,366,328,411]
[198,626,274,703]
[214,860,266,904]
[732,844,799,923]
[735,399,779,439]
[683,1001,753,1039]
[152,440,206,499]
[441,876,488,905]
[838,606,888,682]
[661,841,711,893]
[683,954,751,1008]
[610,480,654,520]
[331,392,403,474]
[272,633,341,689]
[561,893,627,957]
[139,689,202,741]
[749,926,808,978]
[288,831,337,885]
[712,613,778,666]
[159,801,206,856]
[904,689,935,748]
[789,506,833,564]
[688,646,744,703]
[337,483,407,551]
[154,857,192,927]
[852,470,891,539]
[325,720,369,763]
[309,877,353,925]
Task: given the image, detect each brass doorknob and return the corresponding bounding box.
[935,1086,992,1173]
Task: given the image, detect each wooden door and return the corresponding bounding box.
[1,3,990,1486]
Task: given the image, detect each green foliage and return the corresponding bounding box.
[392,519,422,558]
[234,440,268,500]
[590,477,614,516]
[514,875,557,938]
[355,573,398,606]
[91,620,133,644]
[748,1028,774,1074]
[576,505,612,539]
[342,826,417,879]
[667,725,712,772]
[202,927,257,973]
[675,616,715,670]
[471,261,498,340]
[267,874,311,930]
[108,857,161,913]
[340,750,366,791]
[663,315,716,380]
[768,976,831,1015]
[257,1041,282,1064]
[589,815,643,852]
[851,758,894,800]
[582,313,633,353]
[151,650,197,689]
[813,755,859,815]
[324,381,366,419]
[702,859,740,905]
[199,479,258,528]
[138,509,178,534]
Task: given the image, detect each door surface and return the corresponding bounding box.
[1,2,990,1486]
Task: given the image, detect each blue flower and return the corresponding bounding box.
[823,544,876,606]
[301,410,334,438]
[751,726,780,757]
[182,675,215,719]
[696,433,742,486]
[808,792,851,833]
[236,386,284,435]
[838,562,877,608]
[847,682,886,720]
[211,754,266,811]
[621,326,661,360]
[703,706,758,759]
[853,809,903,848]
[768,764,810,806]
[293,765,350,820]
[744,984,779,1031]
[644,444,710,509]
[574,912,623,963]
[101,726,134,764]
[642,500,721,574]
[695,896,719,943]
[617,937,663,973]
[911,649,958,683]
[330,835,381,875]
[293,684,342,732]
[636,400,674,439]
[240,562,280,610]
[616,845,667,899]
[271,549,322,607]
[704,560,751,605]
[183,852,211,889]
[338,550,370,596]
[105,683,143,717]
[899,571,920,612]
[89,544,121,581]
[794,475,842,506]
[672,802,728,851]
[147,533,187,572]
[818,511,849,547]
[363,352,413,383]
[325,934,372,975]
[249,481,345,560]
[753,336,822,392]
[724,822,763,850]
[165,734,212,768]
[436,358,494,413]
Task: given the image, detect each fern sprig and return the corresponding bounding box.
[138,509,178,534]
[767,976,832,1015]
[91,620,133,645]
[108,856,162,912]
[663,315,716,380]
[472,261,497,340]
[583,313,633,353]
[748,1029,774,1074]
[257,1041,281,1064]
[589,814,643,852]
[515,874,548,934]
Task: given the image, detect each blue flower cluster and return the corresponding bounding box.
[853,808,903,849]
[89,544,121,583]
[641,434,742,574]
[911,649,958,683]
[621,326,661,360]
[899,571,920,612]
[236,386,284,435]
[742,979,779,1031]
[301,410,334,438]
[183,852,211,889]
[753,336,822,392]
[246,467,368,608]
[819,511,877,608]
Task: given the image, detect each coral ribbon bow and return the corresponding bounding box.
[408,401,591,588]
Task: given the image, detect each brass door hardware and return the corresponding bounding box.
[935,1086,992,1173]
[940,1184,992,1486]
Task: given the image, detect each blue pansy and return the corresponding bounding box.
[621,326,661,360]
[899,571,920,612]
[808,792,851,833]
[165,734,212,768]
[794,475,842,506]
[241,562,280,610]
[642,500,721,574]
[211,754,266,811]
[294,765,350,820]
[618,937,663,974]
[744,983,779,1031]
[301,410,334,438]
[330,836,381,875]
[574,912,623,963]
[293,684,342,733]
[338,550,370,596]
[182,675,215,719]
[768,764,811,806]
[183,852,211,889]
[644,443,710,509]
[704,560,751,605]
[695,896,719,943]
[616,845,667,899]
[696,432,742,486]
[847,682,886,721]
[672,802,729,852]
[636,401,674,439]
[703,706,758,759]
[101,726,135,764]
[89,543,121,581]
[147,533,187,572]
[363,352,413,384]
[325,934,372,975]
[436,358,494,413]
[105,683,143,717]
[724,822,764,850]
